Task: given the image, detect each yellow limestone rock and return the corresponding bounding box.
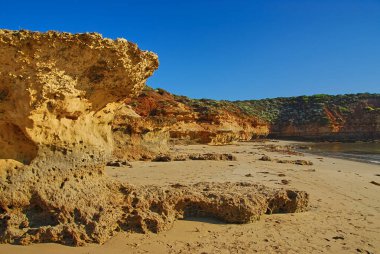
[0,29,158,164]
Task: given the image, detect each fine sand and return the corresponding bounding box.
[1,140,379,254]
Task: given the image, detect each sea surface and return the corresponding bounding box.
[301,142,380,165]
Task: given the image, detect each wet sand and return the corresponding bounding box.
[1,140,379,253]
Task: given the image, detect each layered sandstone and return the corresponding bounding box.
[249,94,380,141]
[114,89,380,161]
[0,30,308,246]
[172,93,379,142]
[121,89,380,153]
[119,88,268,156]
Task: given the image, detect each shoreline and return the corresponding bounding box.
[290,140,380,165]
[301,150,380,165]
[262,138,380,165]
[1,140,379,253]
[267,135,380,143]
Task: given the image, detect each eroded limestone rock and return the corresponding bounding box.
[0,174,308,245]
[0,30,309,246]
[0,29,158,165]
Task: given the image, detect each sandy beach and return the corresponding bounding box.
[1,140,379,254]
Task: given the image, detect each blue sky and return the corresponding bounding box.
[1,0,379,100]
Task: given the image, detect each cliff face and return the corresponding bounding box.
[121,88,268,152]
[0,29,158,244]
[115,90,379,159]
[172,95,269,144]
[0,30,308,246]
[111,105,171,160]
[233,94,380,141]
[0,29,159,165]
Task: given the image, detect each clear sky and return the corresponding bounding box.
[1,0,379,100]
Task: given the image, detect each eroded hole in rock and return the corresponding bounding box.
[0,122,38,164]
[87,65,106,83]
[0,215,10,236]
[182,202,208,218]
[131,197,139,208]
[73,208,84,224]
[0,89,8,101]
[25,204,59,228]
[286,190,298,199]
[149,202,166,215]
[144,218,159,233]
[60,178,69,189]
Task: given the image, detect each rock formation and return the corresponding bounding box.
[119,89,380,159]
[0,29,158,165]
[120,88,269,153]
[233,94,380,141]
[0,30,308,246]
[112,104,171,160]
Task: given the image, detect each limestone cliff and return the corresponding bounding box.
[233,94,380,141]
[112,105,171,160]
[117,89,379,162]
[120,88,268,153]
[0,30,308,246]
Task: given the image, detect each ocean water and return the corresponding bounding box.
[302,142,380,165]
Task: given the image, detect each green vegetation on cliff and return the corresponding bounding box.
[172,92,380,140]
[139,88,379,140]
[234,93,380,125]
[175,93,379,125]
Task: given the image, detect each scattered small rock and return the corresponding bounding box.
[152,154,172,162]
[154,153,238,162]
[189,153,237,161]
[370,181,380,186]
[106,160,132,167]
[278,173,286,177]
[173,154,188,161]
[356,248,373,253]
[297,145,311,150]
[294,160,313,165]
[281,179,290,185]
[245,173,253,177]
[260,155,272,161]
[262,144,304,156]
[332,236,345,240]
[275,159,313,165]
